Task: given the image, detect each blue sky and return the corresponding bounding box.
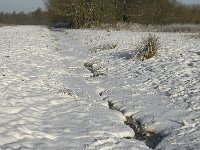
[180,0,200,4]
[0,0,45,13]
[0,0,200,13]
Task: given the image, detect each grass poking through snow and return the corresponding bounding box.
[133,34,159,61]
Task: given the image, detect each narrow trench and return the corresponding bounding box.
[108,100,165,149]
[84,65,165,149]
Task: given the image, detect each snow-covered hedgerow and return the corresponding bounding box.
[160,24,200,32]
[90,23,200,33]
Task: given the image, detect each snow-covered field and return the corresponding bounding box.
[0,26,199,149]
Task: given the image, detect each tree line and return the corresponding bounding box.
[45,0,200,28]
[1,1,200,27]
[0,8,49,25]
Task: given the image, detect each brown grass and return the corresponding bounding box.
[140,34,159,61]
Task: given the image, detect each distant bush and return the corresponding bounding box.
[133,34,159,61]
[0,8,49,25]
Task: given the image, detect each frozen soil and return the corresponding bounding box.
[0,26,199,149]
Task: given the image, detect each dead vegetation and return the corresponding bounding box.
[133,34,159,61]
[84,62,105,77]
[58,88,75,96]
[90,43,117,53]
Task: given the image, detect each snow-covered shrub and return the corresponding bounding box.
[84,62,105,77]
[133,34,159,61]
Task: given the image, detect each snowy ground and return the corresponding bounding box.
[0,26,199,149]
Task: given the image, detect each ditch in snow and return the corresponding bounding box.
[85,62,166,149]
[108,100,166,149]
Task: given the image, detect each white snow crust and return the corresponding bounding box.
[66,29,200,149]
[0,26,148,150]
[0,26,199,149]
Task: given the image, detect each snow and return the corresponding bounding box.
[0,26,148,150]
[0,26,199,149]
[65,29,200,149]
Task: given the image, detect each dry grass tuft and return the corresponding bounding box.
[141,34,159,60]
[133,34,159,61]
